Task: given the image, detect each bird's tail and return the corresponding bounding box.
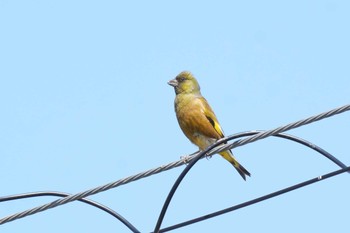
[219,150,251,181]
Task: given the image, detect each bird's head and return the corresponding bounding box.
[168,71,201,95]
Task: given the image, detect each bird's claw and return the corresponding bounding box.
[180,155,191,164]
[205,153,213,160]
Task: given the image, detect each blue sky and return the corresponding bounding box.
[1,1,349,232]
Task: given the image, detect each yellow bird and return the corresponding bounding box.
[168,71,250,180]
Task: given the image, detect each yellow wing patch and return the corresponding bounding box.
[205,115,224,138]
[198,96,225,138]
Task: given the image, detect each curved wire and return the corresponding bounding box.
[1,104,348,226]
[158,165,350,232]
[210,104,350,155]
[234,130,348,170]
[0,191,140,233]
[269,131,348,171]
[153,131,349,232]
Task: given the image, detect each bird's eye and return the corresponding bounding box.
[178,77,185,82]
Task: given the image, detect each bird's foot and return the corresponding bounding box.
[180,155,191,164]
[180,150,201,164]
[205,153,213,160]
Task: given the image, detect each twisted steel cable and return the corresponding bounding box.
[0,104,349,226]
[153,104,350,232]
[209,104,350,155]
[0,191,140,233]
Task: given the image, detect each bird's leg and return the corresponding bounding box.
[205,152,213,160]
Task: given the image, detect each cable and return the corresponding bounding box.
[157,165,350,232]
[1,131,347,232]
[1,131,346,232]
[0,104,349,226]
[225,130,348,171]
[208,104,350,155]
[0,191,140,233]
[152,103,350,232]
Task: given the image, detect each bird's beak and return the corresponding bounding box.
[167,79,178,87]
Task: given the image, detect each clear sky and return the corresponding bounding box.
[1,1,349,232]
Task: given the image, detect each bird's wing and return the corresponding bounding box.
[195,97,225,139]
[197,97,237,155]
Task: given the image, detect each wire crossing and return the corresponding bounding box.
[152,103,350,232]
[0,191,140,232]
[210,104,350,154]
[0,104,349,226]
[1,131,348,233]
[157,165,350,232]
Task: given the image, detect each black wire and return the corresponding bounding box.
[153,131,349,233]
[153,139,221,232]
[0,191,140,233]
[158,165,350,232]
[1,132,347,233]
[239,131,348,171]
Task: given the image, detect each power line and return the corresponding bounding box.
[0,191,140,233]
[210,104,350,155]
[1,131,347,232]
[1,130,348,232]
[153,103,350,232]
[0,104,349,226]
[157,165,350,232]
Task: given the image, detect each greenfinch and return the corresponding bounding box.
[168,71,250,180]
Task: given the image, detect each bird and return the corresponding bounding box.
[168,71,250,180]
